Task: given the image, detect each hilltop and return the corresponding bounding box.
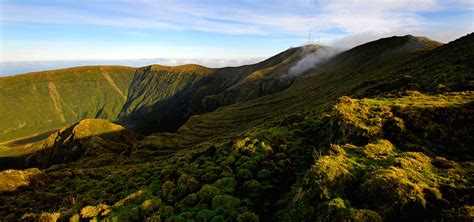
[0,34,473,221]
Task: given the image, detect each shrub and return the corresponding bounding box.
[256,169,271,180]
[180,193,198,207]
[211,195,241,211]
[115,190,144,207]
[20,213,36,222]
[38,212,60,222]
[316,198,382,222]
[80,204,108,218]
[149,179,161,194]
[363,139,395,160]
[236,168,253,180]
[237,212,259,222]
[234,137,251,150]
[161,181,176,197]
[69,214,80,222]
[142,198,162,215]
[169,215,185,222]
[361,167,426,214]
[344,209,382,222]
[0,168,42,192]
[179,211,193,219]
[177,174,200,195]
[222,156,237,166]
[240,160,257,170]
[211,215,226,222]
[196,210,216,222]
[243,180,262,196]
[158,205,174,218]
[201,172,219,183]
[197,185,222,203]
[258,141,273,156]
[146,214,162,222]
[212,177,237,193]
[220,166,234,177]
[274,152,287,160]
[308,153,355,200]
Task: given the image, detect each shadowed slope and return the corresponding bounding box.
[118,46,309,134]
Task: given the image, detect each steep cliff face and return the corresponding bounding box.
[118,46,307,134]
[118,64,215,133]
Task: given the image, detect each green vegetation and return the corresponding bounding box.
[0,66,136,143]
[0,168,41,192]
[0,34,473,221]
[277,92,473,221]
[0,46,303,148]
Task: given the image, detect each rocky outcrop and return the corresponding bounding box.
[25,119,136,168]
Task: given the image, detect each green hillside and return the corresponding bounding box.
[146,35,446,147]
[118,46,305,134]
[0,46,306,143]
[0,66,136,142]
[0,34,473,221]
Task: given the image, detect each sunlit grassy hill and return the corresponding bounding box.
[0,66,135,142]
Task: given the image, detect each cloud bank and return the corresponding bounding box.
[288,46,341,77]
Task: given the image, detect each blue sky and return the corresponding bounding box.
[0,0,473,62]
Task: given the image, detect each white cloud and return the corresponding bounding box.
[0,0,472,61]
[1,0,471,38]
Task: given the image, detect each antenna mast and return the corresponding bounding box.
[308,28,313,45]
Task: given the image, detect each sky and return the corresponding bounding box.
[0,0,473,70]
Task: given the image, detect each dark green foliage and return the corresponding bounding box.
[256,169,271,180]
[197,185,222,203]
[211,194,241,210]
[177,174,200,196]
[237,212,260,222]
[179,193,198,208]
[161,181,176,198]
[212,177,237,194]
[211,215,225,222]
[236,168,253,180]
[196,209,216,222]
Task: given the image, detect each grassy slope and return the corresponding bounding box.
[144,35,444,147]
[0,34,472,221]
[0,66,136,142]
[0,47,304,154]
